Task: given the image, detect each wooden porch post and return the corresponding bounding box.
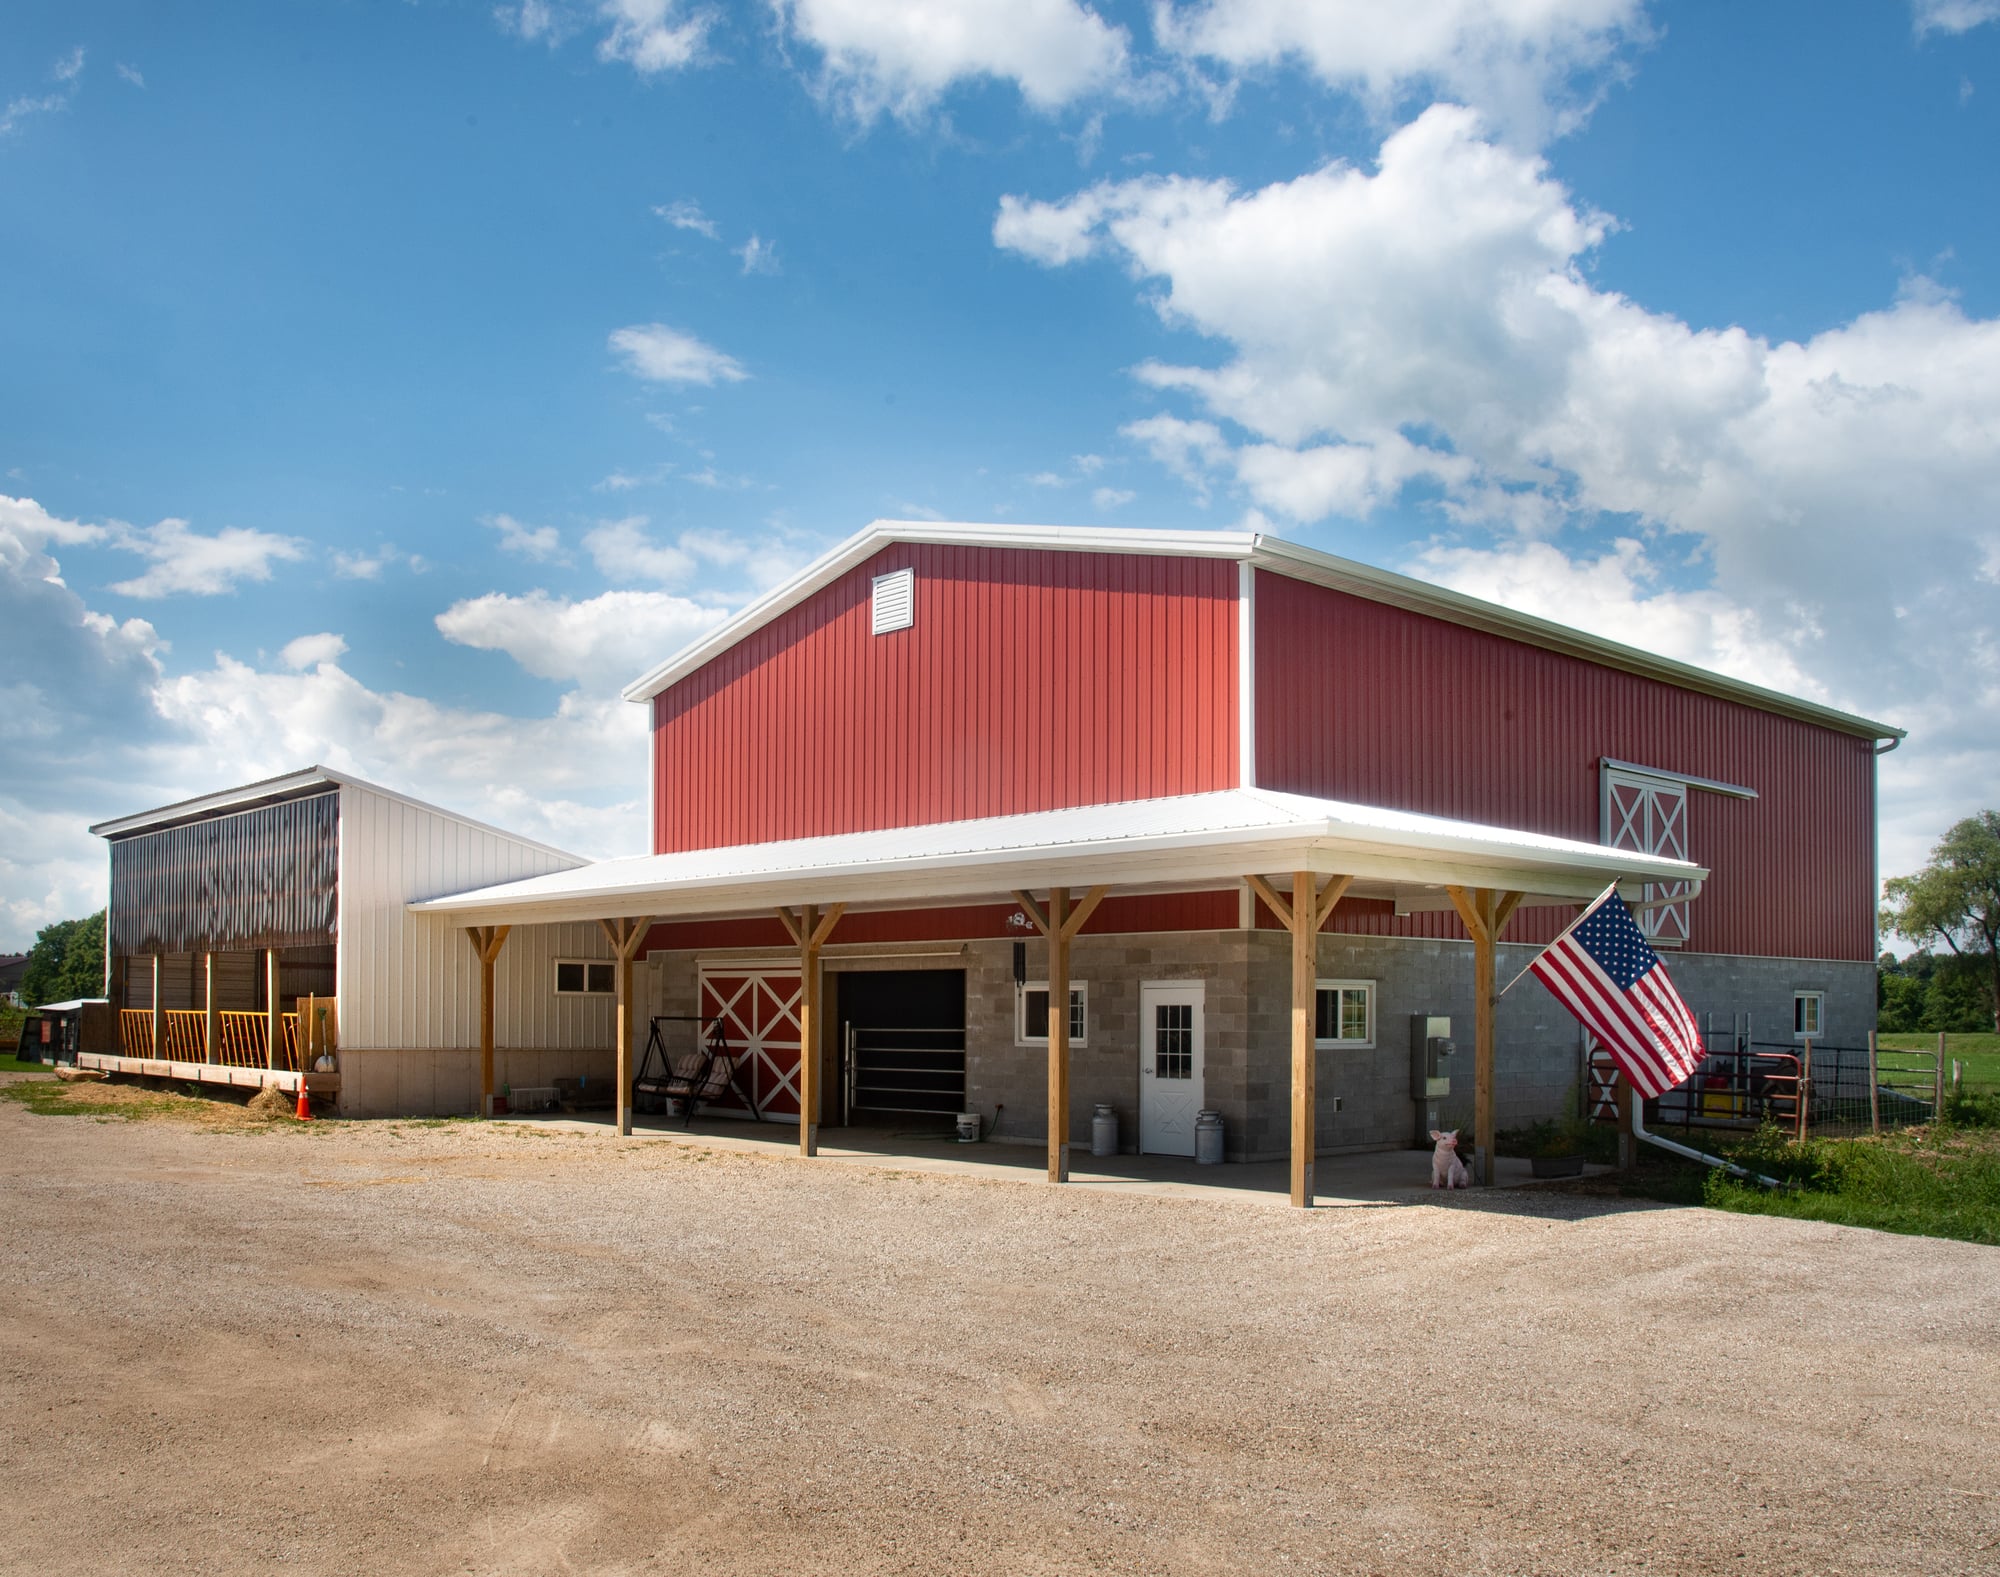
[465,925,512,1117]
[775,903,847,1157]
[1013,885,1109,1183]
[598,917,655,1137]
[203,952,219,1064]
[265,950,281,1071]
[150,953,163,1060]
[1445,886,1526,1185]
[1246,871,1353,1208]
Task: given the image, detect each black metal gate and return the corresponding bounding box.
[842,1024,966,1118]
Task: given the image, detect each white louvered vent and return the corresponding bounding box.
[871,568,915,635]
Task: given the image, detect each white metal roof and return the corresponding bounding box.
[619,520,1903,742]
[88,766,585,863]
[409,787,1706,928]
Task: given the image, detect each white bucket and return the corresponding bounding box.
[955,1112,981,1143]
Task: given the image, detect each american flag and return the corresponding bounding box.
[1528,883,1703,1100]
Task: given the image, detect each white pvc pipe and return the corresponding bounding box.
[1630,1088,1783,1190]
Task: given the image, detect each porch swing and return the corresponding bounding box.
[631,1013,757,1127]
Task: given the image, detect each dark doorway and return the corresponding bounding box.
[836,969,967,1125]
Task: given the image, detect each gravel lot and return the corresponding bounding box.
[1,1089,1996,1576]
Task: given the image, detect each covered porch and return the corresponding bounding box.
[412,787,1704,1206]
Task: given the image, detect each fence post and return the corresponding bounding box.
[1798,1040,1812,1141]
[1936,1031,1947,1118]
[1868,1030,1880,1137]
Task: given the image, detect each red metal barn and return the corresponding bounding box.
[415,522,1896,1202]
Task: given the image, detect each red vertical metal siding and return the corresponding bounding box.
[1253,571,1878,961]
[639,890,1241,955]
[652,546,1239,852]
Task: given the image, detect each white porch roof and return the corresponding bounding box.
[408,787,1705,928]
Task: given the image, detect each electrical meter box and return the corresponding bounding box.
[1410,1014,1455,1100]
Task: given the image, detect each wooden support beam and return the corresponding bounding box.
[203,952,219,1066]
[1290,870,1316,1208]
[1243,873,1293,933]
[1048,886,1071,1184]
[1444,885,1525,1185]
[773,902,847,1157]
[598,917,655,1137]
[1010,890,1051,937]
[151,954,163,1060]
[465,925,512,1116]
[265,949,280,1071]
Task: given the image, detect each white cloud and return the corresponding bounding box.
[1091,485,1135,510]
[333,542,425,579]
[1914,1,2000,34]
[597,0,710,74]
[436,587,727,684]
[1155,0,1646,143]
[654,199,720,238]
[498,0,710,75]
[116,63,144,88]
[0,493,107,552]
[280,632,349,671]
[485,512,564,560]
[583,517,695,584]
[2,46,86,137]
[104,516,307,598]
[736,234,781,275]
[1027,471,1068,488]
[773,0,1132,121]
[608,322,748,384]
[1002,104,2000,881]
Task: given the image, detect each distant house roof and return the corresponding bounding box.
[620,520,1904,743]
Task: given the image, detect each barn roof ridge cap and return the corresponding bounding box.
[617,519,1904,741]
[88,765,590,865]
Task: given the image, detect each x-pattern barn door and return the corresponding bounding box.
[1602,768,1692,947]
[698,967,804,1118]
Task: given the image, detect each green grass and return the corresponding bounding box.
[1877,1032,2000,1092]
[0,1053,53,1073]
[1591,1118,2000,1246]
[0,1081,189,1121]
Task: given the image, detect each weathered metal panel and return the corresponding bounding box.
[334,784,612,1051]
[651,544,1240,853]
[107,791,339,956]
[1253,571,1878,961]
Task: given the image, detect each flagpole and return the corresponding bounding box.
[1494,881,1623,1001]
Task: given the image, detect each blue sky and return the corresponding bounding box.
[2,0,1998,949]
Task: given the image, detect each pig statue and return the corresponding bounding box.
[1428,1128,1470,1189]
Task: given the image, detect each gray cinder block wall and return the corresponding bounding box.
[641,930,1877,1163]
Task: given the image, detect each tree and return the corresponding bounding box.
[18,910,106,1007]
[1882,811,2000,1032]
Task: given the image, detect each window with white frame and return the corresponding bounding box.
[1793,991,1824,1040]
[1016,981,1087,1046]
[1314,979,1375,1048]
[555,959,616,997]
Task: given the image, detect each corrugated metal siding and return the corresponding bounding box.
[335,784,614,1050]
[639,891,1242,955]
[1253,571,1878,960]
[651,545,1240,852]
[107,791,339,955]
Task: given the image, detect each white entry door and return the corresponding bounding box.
[1139,981,1204,1157]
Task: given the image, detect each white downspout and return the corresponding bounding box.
[1629,1088,1782,1190]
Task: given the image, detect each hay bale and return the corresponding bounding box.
[245,1084,295,1119]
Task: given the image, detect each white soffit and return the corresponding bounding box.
[617,520,1903,743]
[409,788,1706,928]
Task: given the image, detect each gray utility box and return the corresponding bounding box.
[1411,1014,1456,1147]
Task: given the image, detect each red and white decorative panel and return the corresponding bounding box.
[698,968,803,1118]
[1602,768,1691,948]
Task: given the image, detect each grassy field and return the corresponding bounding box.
[1877,1032,2000,1091]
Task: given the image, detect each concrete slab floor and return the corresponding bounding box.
[488,1110,1605,1207]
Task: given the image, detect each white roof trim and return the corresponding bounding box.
[409,787,1706,929]
[88,766,587,865]
[619,520,1903,742]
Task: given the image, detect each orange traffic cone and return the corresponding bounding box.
[295,1080,313,1121]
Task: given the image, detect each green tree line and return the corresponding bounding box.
[18,910,106,1006]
